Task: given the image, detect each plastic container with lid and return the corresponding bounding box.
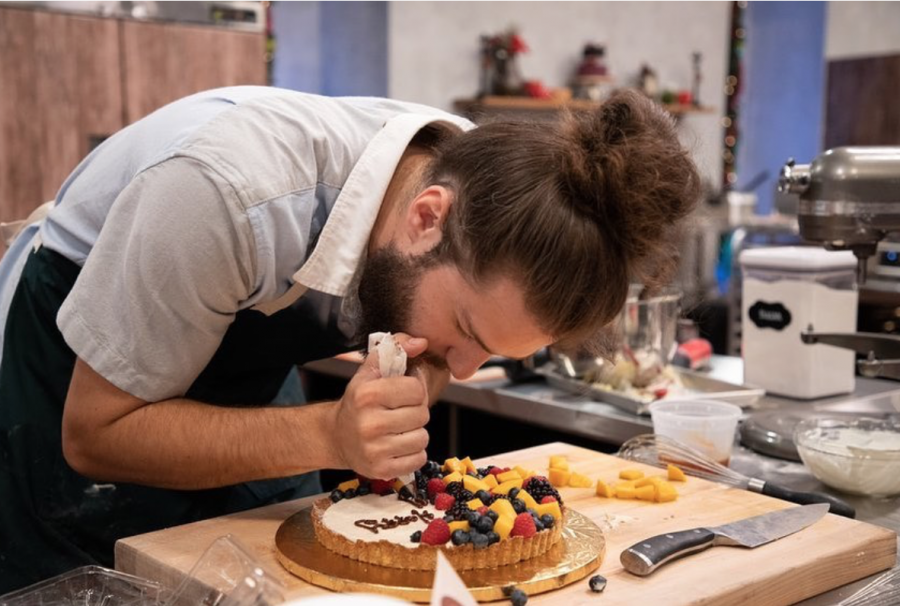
[739,246,857,399]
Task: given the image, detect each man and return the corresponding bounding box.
[0,86,699,591]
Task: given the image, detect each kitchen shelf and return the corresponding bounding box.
[453,96,715,118]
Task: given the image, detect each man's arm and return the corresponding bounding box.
[61,336,433,489]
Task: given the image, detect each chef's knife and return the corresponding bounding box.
[620,503,829,576]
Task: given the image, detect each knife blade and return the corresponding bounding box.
[620,503,829,576]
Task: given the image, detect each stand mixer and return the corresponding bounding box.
[778,146,900,380]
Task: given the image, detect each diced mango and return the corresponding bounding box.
[448,520,471,533]
[490,498,517,521]
[619,469,645,481]
[549,455,569,471]
[442,470,463,485]
[460,456,478,474]
[635,485,656,501]
[514,465,532,480]
[463,475,489,494]
[443,457,461,473]
[635,476,664,489]
[494,514,514,541]
[668,464,688,482]
[483,474,499,489]
[467,498,485,510]
[616,484,637,499]
[497,470,522,483]
[337,478,360,492]
[656,481,679,503]
[519,490,539,510]
[535,500,562,521]
[595,479,615,498]
[492,478,524,495]
[549,468,571,488]
[568,472,593,488]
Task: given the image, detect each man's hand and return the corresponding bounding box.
[334,334,433,479]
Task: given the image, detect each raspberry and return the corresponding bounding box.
[426,478,447,499]
[477,506,489,516]
[369,479,395,496]
[421,519,451,545]
[434,493,456,511]
[489,466,505,477]
[540,496,557,504]
[510,512,537,539]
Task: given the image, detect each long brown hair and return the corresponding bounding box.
[426,90,700,353]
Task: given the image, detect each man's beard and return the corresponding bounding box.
[356,244,449,372]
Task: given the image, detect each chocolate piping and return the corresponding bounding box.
[352,508,434,534]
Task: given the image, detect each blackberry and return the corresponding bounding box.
[522,477,561,505]
[329,489,344,503]
[588,575,607,593]
[475,490,492,503]
[451,530,471,546]
[476,466,492,477]
[486,531,500,545]
[410,530,422,543]
[475,515,494,534]
[509,588,528,605]
[445,481,463,496]
[508,487,521,500]
[540,514,555,529]
[511,499,526,514]
[458,489,475,503]
[416,489,428,502]
[471,533,489,550]
[344,488,357,499]
[356,484,371,497]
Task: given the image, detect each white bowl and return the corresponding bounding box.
[793,417,900,497]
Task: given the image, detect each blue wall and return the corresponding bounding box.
[272,1,388,97]
[737,1,826,215]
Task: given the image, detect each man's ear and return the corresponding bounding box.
[402,185,453,254]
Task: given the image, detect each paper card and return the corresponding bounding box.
[429,551,478,606]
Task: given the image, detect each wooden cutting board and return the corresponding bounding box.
[115,442,897,604]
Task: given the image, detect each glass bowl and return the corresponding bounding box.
[793,417,900,497]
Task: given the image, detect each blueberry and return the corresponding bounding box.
[487,510,499,522]
[509,587,528,605]
[471,532,490,550]
[487,531,500,545]
[588,575,607,593]
[534,518,545,531]
[410,530,422,543]
[329,489,344,503]
[356,484,371,496]
[344,487,356,499]
[475,515,494,533]
[465,510,480,524]
[512,499,526,514]
[475,490,492,503]
[451,530,470,546]
[508,487,521,499]
[443,514,455,523]
[540,514,555,528]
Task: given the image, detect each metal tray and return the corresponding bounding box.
[536,363,765,416]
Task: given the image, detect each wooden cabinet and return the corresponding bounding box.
[0,6,266,232]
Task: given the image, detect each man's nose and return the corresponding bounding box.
[447,347,492,380]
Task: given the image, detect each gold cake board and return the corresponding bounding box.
[275,507,605,602]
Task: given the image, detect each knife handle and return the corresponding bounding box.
[620,528,716,576]
[757,482,856,519]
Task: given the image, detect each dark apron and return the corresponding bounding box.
[0,246,356,592]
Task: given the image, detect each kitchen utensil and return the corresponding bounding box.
[793,416,900,497]
[740,410,882,462]
[620,503,828,576]
[648,399,742,465]
[617,434,856,518]
[839,566,900,606]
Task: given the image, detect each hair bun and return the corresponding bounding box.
[560,89,701,289]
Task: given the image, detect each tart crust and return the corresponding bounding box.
[311,496,566,571]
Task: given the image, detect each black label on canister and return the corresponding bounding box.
[749,301,792,330]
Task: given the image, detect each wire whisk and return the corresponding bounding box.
[617,434,856,518]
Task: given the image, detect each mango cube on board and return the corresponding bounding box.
[596,479,615,498]
[549,468,571,487]
[619,469,645,481]
[568,472,593,488]
[668,464,688,482]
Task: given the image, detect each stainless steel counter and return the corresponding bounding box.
[302,355,900,604]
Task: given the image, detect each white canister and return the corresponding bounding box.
[739,247,858,399]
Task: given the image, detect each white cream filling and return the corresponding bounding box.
[322,493,439,544]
